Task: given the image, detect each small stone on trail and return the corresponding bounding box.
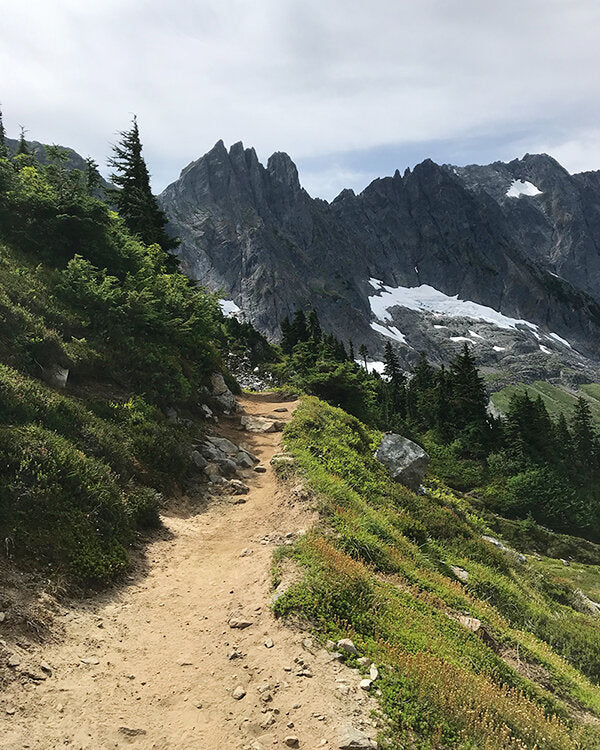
[40,661,53,675]
[369,664,379,681]
[254,466,267,473]
[228,617,253,629]
[232,685,247,700]
[273,407,288,412]
[80,656,100,665]
[357,657,371,668]
[240,548,254,557]
[265,638,274,648]
[359,678,373,690]
[0,612,6,623]
[7,655,20,668]
[119,727,147,737]
[284,737,300,748]
[337,639,358,654]
[6,707,16,715]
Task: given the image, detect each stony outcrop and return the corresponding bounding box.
[374,434,430,491]
[159,142,600,384]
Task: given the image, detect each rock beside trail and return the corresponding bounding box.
[337,639,358,654]
[338,727,378,749]
[241,415,284,433]
[210,372,238,413]
[374,434,429,491]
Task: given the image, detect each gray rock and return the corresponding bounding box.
[43,364,69,389]
[228,616,253,629]
[227,479,250,495]
[273,407,289,412]
[369,664,379,681]
[210,372,238,412]
[374,434,430,491]
[337,639,358,654]
[232,685,246,700]
[338,727,378,749]
[254,465,267,473]
[241,415,284,433]
[359,678,372,690]
[449,565,469,582]
[207,435,240,455]
[191,450,208,469]
[357,656,371,668]
[284,737,299,748]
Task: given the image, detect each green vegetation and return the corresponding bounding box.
[274,397,600,748]
[491,379,600,427]
[0,128,250,585]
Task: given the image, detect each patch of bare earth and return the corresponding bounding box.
[0,394,380,750]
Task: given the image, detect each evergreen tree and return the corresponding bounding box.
[358,343,368,370]
[449,343,488,430]
[16,125,30,155]
[0,106,7,158]
[348,339,355,362]
[307,309,322,343]
[571,397,598,474]
[280,316,294,354]
[383,341,400,382]
[108,116,178,255]
[84,157,102,195]
[291,310,308,344]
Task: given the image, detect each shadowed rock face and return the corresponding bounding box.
[158,142,600,383]
[374,433,430,491]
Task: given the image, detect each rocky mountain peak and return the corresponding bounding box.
[266,151,301,193]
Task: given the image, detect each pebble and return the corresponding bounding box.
[265,638,274,648]
[240,548,254,557]
[369,664,379,681]
[0,612,6,623]
[6,707,16,715]
[228,617,253,629]
[232,685,247,700]
[80,657,100,665]
[7,655,20,668]
[254,466,267,473]
[337,639,357,654]
[284,737,299,748]
[360,678,373,690]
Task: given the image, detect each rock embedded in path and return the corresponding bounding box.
[374,433,430,491]
[119,727,147,737]
[227,479,250,495]
[264,638,274,648]
[338,727,378,749]
[284,737,300,748]
[254,466,267,473]
[241,415,284,433]
[232,685,246,700]
[273,407,288,412]
[228,616,253,629]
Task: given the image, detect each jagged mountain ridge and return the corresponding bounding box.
[158,140,600,382]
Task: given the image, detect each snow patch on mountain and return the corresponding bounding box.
[219,299,241,317]
[506,180,542,198]
[368,279,539,332]
[370,320,408,345]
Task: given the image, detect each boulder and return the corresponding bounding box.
[241,415,284,433]
[210,372,238,413]
[338,727,378,749]
[337,638,358,654]
[191,450,208,469]
[374,434,430,491]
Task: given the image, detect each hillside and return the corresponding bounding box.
[4,138,600,749]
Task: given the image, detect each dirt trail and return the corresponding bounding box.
[1,393,378,750]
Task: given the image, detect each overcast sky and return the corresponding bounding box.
[3,1,600,200]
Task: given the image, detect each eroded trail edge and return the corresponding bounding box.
[1,393,378,750]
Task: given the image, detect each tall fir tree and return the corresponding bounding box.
[0,106,7,158]
[279,316,294,354]
[108,116,178,256]
[358,344,368,370]
[16,125,30,155]
[291,310,308,344]
[307,309,322,343]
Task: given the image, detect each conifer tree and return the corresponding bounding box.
[279,316,294,354]
[108,116,178,254]
[571,397,598,474]
[16,125,30,155]
[449,343,488,430]
[348,339,355,362]
[358,343,368,370]
[291,310,308,344]
[84,157,102,195]
[383,341,400,382]
[307,309,322,343]
[0,106,7,158]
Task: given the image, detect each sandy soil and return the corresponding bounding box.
[1,393,379,750]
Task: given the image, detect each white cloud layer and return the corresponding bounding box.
[3,1,600,198]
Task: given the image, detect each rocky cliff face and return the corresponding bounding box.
[158,142,600,383]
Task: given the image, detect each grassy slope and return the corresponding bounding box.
[490,380,600,425]
[273,397,600,749]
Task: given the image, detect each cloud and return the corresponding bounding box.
[2,0,600,198]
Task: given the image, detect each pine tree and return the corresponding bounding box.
[0,106,7,158]
[348,339,355,362]
[383,341,399,382]
[449,343,488,430]
[358,344,368,370]
[108,116,178,254]
[280,316,294,354]
[307,309,322,343]
[291,310,308,344]
[16,125,30,155]
[84,157,102,195]
[571,397,597,474]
